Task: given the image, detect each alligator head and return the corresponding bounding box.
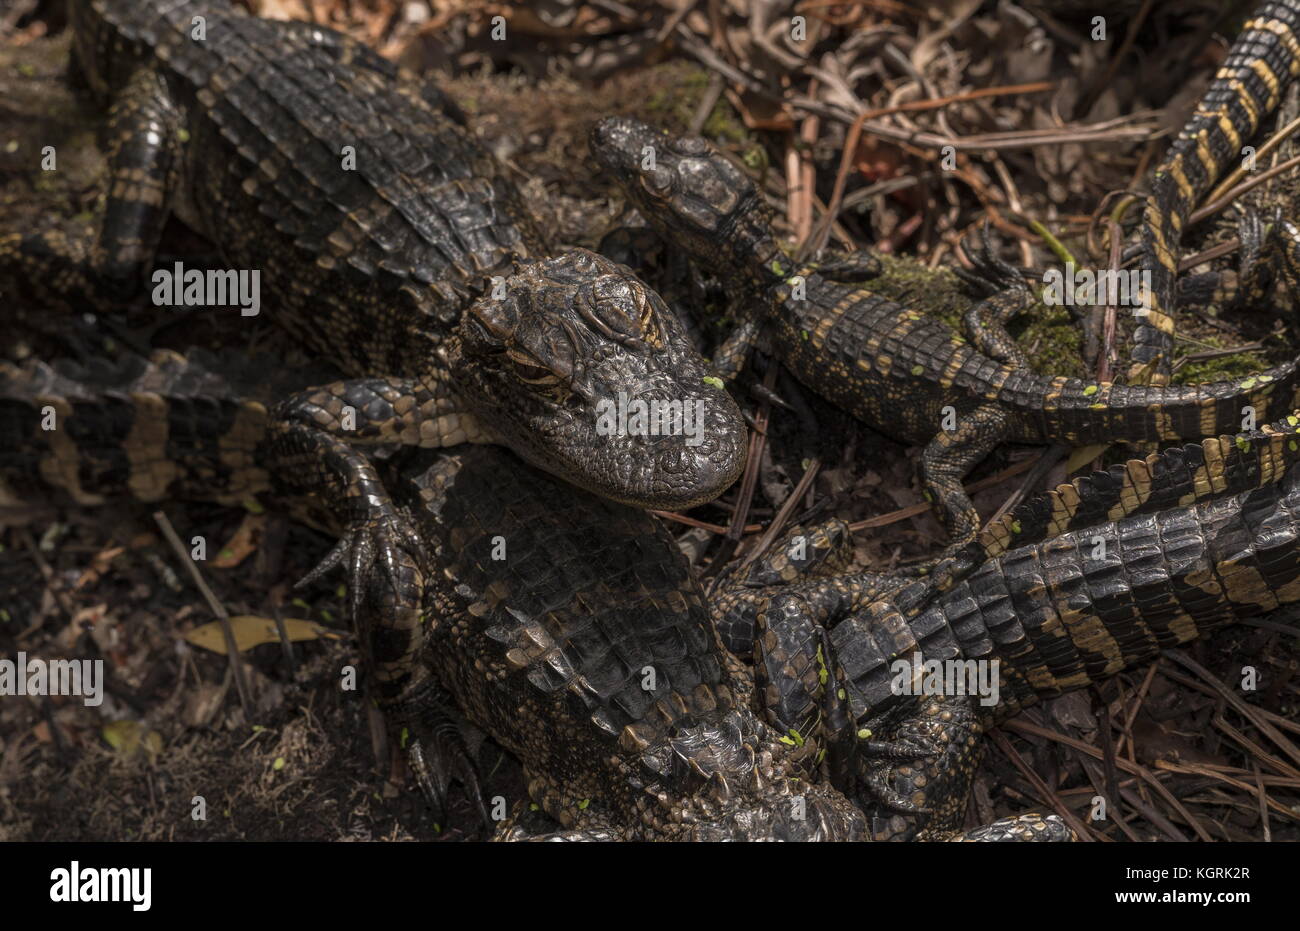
[589,116,781,288]
[449,248,746,510]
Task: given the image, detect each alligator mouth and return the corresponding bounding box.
[551,394,746,510]
[588,383,747,508]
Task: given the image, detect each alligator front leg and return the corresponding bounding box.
[1,67,182,311]
[265,375,493,611]
[351,527,488,828]
[954,225,1042,366]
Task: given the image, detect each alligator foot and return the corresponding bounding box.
[852,693,987,841]
[955,223,1038,367]
[296,503,427,621]
[400,692,490,830]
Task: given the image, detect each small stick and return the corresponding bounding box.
[1189,154,1300,224]
[153,510,251,715]
[738,458,822,570]
[1002,717,1215,840]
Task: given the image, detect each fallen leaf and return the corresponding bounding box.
[185,615,341,655]
[102,719,140,755]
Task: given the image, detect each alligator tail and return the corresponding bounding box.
[0,349,316,506]
[1001,357,1300,448]
[1130,0,1300,384]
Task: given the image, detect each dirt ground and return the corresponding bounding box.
[2,0,1299,842]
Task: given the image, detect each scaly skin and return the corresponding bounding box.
[1129,0,1300,383]
[713,410,1300,656]
[377,446,871,840]
[380,445,1073,841]
[0,350,861,839]
[1,1,746,605]
[706,411,1300,837]
[589,115,1300,561]
[743,452,1300,839]
[1,350,1072,841]
[0,349,319,508]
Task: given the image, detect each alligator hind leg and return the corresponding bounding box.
[0,67,181,312]
[920,403,1009,553]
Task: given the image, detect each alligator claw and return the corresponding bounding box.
[957,222,1029,296]
[406,712,490,830]
[296,503,425,622]
[748,380,793,410]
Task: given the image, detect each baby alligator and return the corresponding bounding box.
[735,437,1300,838]
[0,349,1070,841]
[1,1,746,604]
[363,444,1077,841]
[589,116,1300,563]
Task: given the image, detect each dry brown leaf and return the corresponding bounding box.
[185,615,341,655]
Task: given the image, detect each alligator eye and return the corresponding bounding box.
[508,353,561,386]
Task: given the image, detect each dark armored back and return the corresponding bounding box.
[404,446,752,796]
